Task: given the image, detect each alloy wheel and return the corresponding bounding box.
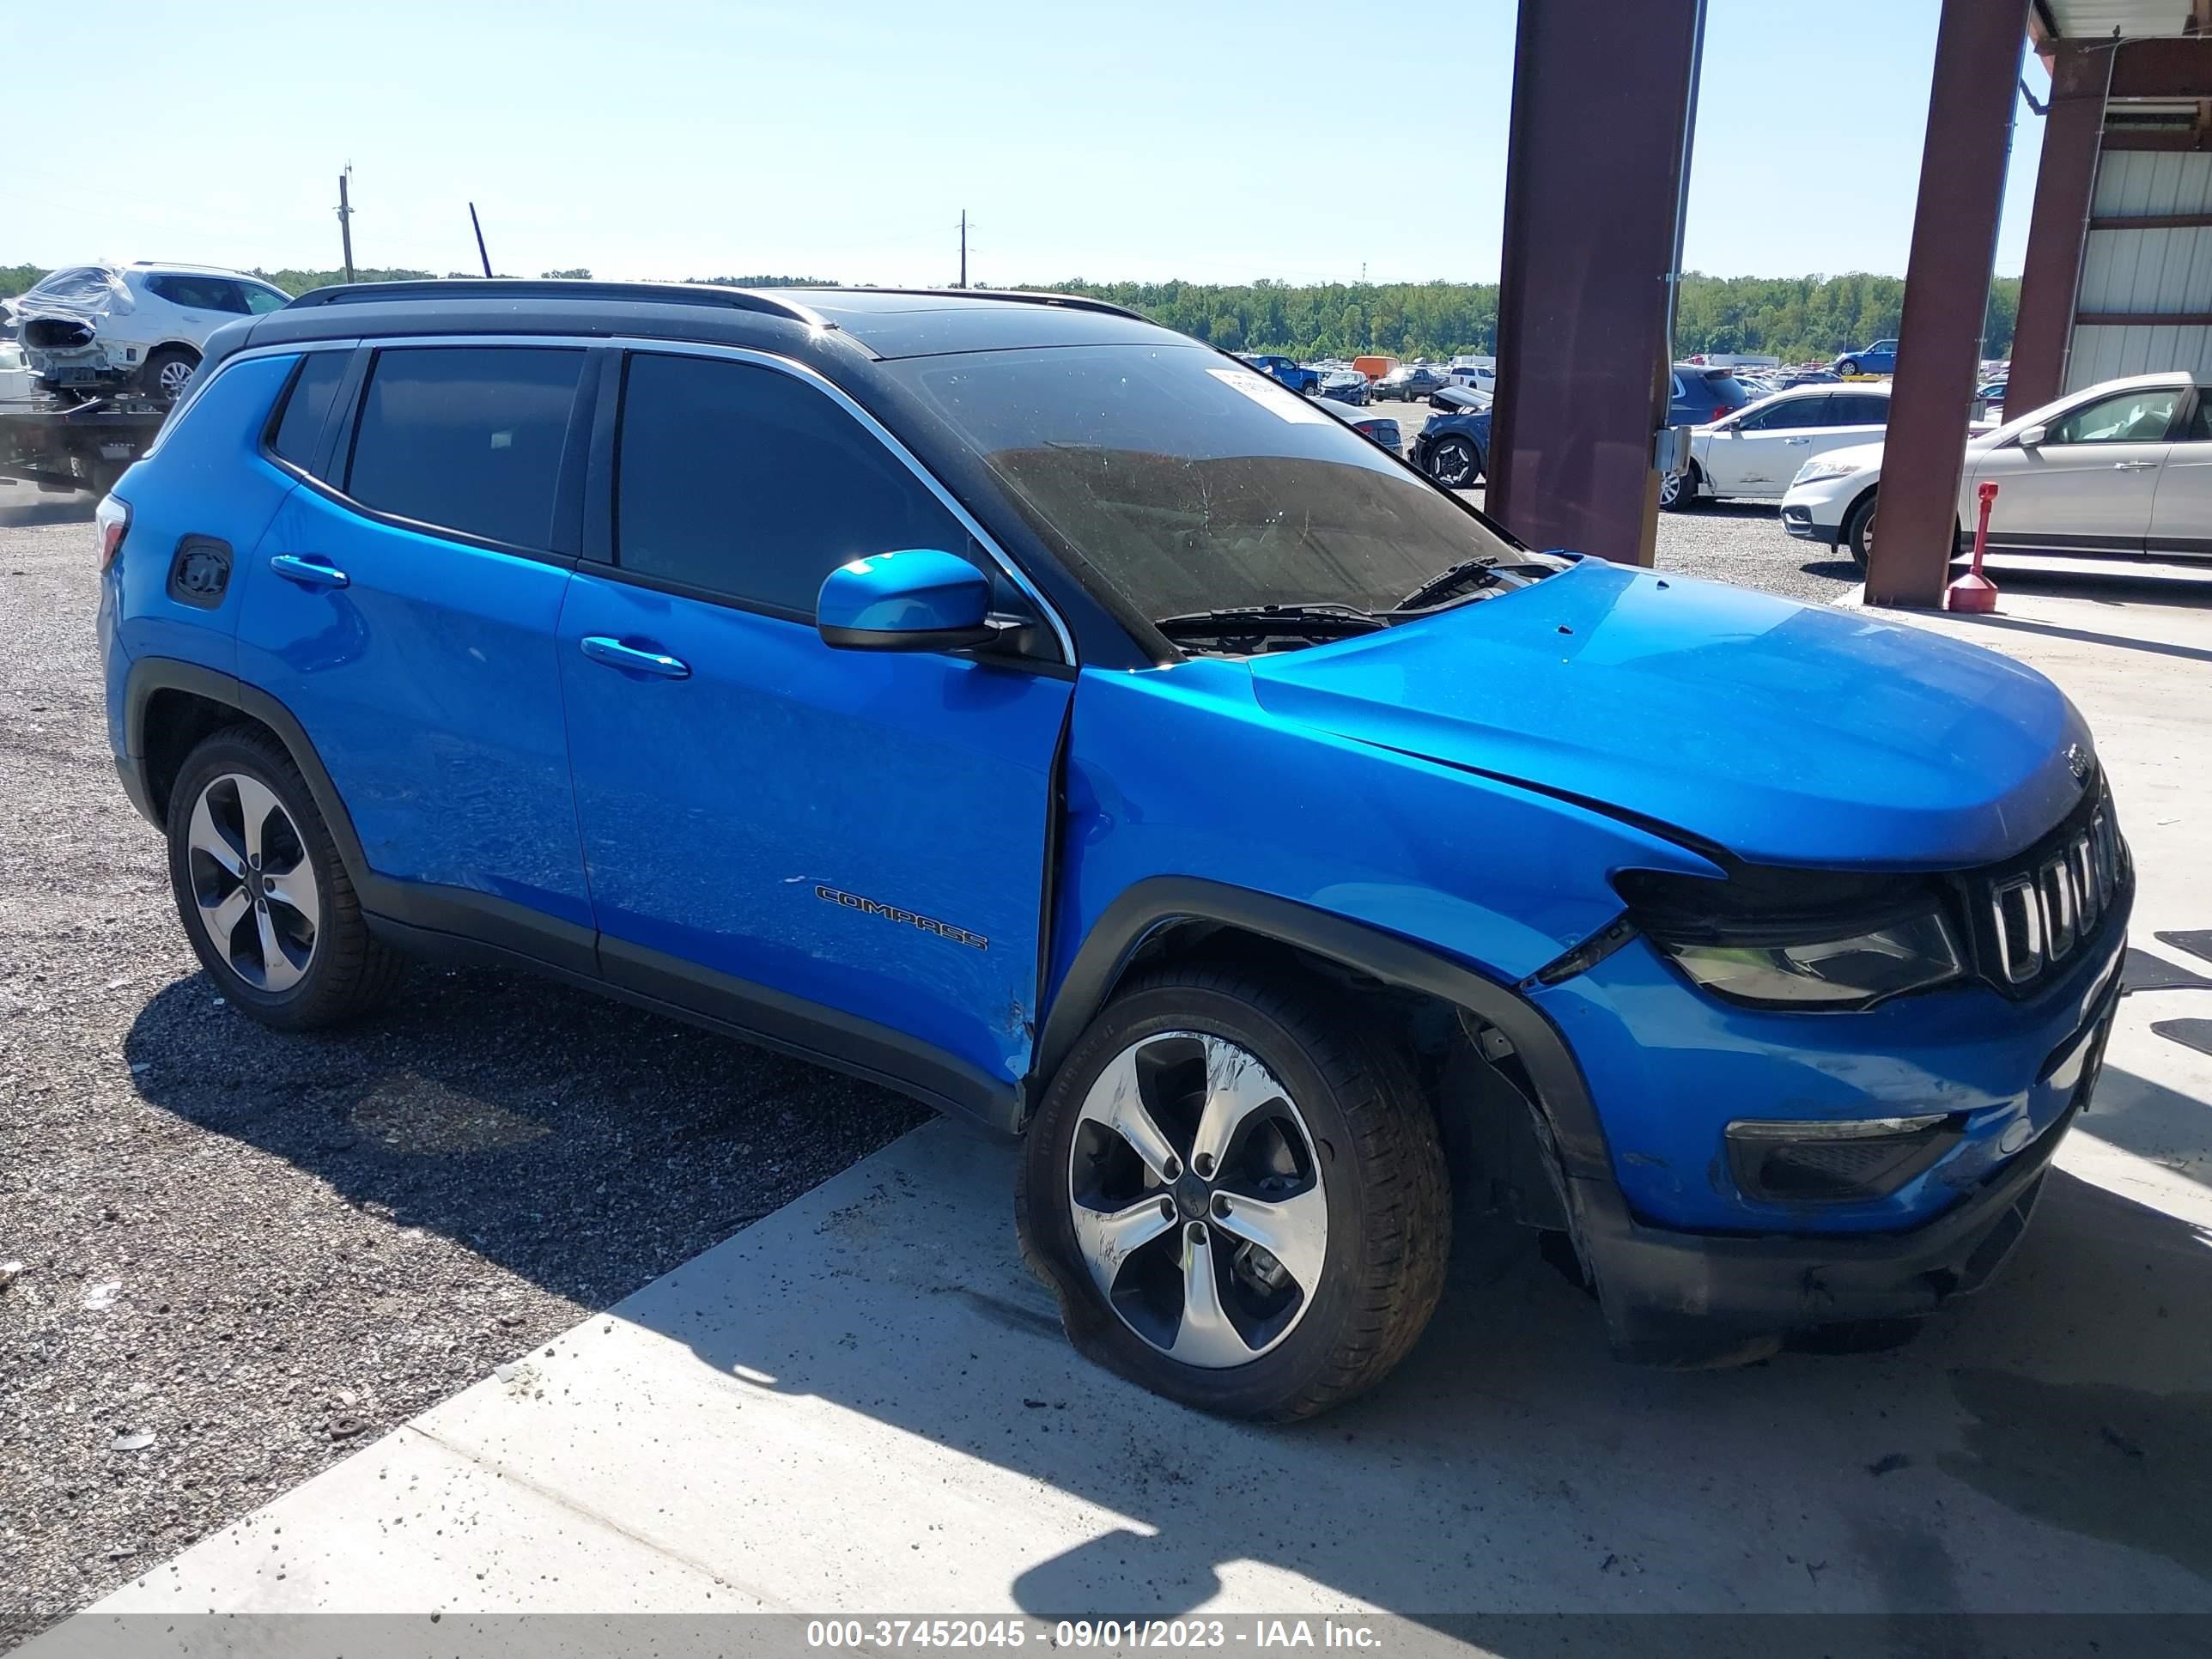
[1659,470,1683,507]
[1433,439,1475,487]
[156,358,196,399]
[1066,1031,1328,1369]
[185,773,319,993]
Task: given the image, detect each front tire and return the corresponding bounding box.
[1844,489,1879,568]
[1428,434,1483,488]
[166,726,402,1030]
[1018,963,1450,1421]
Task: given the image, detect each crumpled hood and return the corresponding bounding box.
[1249,559,2091,869]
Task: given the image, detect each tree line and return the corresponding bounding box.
[3,261,2020,364]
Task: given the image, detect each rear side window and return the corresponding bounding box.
[615,352,968,614]
[149,273,248,313]
[345,347,583,550]
[269,351,350,474]
[1833,393,1890,426]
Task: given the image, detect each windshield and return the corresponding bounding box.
[885,343,1549,624]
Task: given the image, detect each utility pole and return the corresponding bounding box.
[336,167,355,283]
[958,210,968,289]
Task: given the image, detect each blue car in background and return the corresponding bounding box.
[100,281,2128,1419]
[1835,339,1899,376]
[1239,353,1320,396]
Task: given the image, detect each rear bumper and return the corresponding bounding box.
[1575,997,2112,1366]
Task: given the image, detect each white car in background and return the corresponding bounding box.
[1664,383,1891,509]
[1779,370,2212,567]
[13,262,292,402]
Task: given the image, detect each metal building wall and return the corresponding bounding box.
[2068,149,2212,387]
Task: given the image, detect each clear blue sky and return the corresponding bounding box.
[4,0,2047,286]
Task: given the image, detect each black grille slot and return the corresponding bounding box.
[1962,779,2128,998]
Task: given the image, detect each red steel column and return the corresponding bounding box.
[1865,0,2032,608]
[2008,45,2109,416]
[1487,0,1705,565]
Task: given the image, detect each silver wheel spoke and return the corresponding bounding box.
[233,775,283,866]
[186,793,246,878]
[254,903,307,993]
[1190,1036,1285,1173]
[1212,1186,1329,1297]
[262,866,319,936]
[1170,1229,1253,1368]
[1071,1196,1176,1297]
[198,885,250,951]
[1079,1045,1182,1182]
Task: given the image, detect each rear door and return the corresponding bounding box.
[556,347,1074,1100]
[1970,382,2184,554]
[2148,390,2212,562]
[237,342,597,946]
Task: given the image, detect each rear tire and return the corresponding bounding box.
[166,726,403,1030]
[1018,963,1450,1421]
[1659,464,1702,511]
[141,346,201,404]
[1844,490,1879,568]
[1838,358,1862,379]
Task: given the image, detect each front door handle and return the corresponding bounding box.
[580,635,690,679]
[268,554,349,588]
[1784,436,1813,445]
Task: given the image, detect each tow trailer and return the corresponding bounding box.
[0,388,167,499]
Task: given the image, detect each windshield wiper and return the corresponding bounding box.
[1394,556,1502,612]
[1152,604,1386,640]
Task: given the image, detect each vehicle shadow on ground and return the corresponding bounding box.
[124,966,2212,1627]
[0,488,97,528]
[120,964,928,1310]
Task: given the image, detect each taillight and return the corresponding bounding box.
[1711,405,1729,422]
[96,495,130,570]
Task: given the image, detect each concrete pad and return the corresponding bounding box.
[37,584,2212,1638]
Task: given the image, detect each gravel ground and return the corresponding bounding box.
[0,493,925,1643]
[0,477,1839,1643]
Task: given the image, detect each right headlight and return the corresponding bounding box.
[1792,457,1863,485]
[1618,869,1965,1012]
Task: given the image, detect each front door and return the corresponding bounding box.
[1971,382,2185,555]
[237,343,596,938]
[557,349,1074,1100]
[1706,392,1832,495]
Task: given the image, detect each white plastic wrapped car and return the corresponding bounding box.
[14,262,291,402]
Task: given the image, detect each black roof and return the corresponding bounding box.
[263,279,1169,361]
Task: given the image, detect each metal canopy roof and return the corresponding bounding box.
[2039,1,2206,40]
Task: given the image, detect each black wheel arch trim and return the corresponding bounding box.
[1030,876,1613,1184]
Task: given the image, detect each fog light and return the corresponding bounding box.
[1998,1119,2033,1156]
[1726,1113,1962,1204]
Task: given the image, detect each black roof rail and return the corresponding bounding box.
[790,286,1146,321]
[283,278,833,329]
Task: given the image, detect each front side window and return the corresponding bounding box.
[885,343,1545,624]
[1741,397,1827,432]
[615,352,969,614]
[345,347,583,550]
[2044,387,2183,447]
[243,283,291,315]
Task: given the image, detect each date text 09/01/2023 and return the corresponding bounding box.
[804,1618,1387,1650]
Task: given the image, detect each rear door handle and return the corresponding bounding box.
[580,635,690,679]
[268,554,349,588]
[1784,436,1813,445]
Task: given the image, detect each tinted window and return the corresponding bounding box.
[1742,396,1827,431]
[2044,386,2183,446]
[242,283,290,315]
[346,347,582,549]
[149,273,246,313]
[616,352,968,613]
[269,351,352,474]
[2181,397,2210,441]
[1832,393,1890,426]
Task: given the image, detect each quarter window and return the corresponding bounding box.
[344,347,583,550]
[614,352,969,614]
[269,351,351,474]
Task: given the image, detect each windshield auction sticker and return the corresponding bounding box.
[1207,368,1334,423]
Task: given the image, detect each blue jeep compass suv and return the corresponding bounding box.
[100,282,2129,1419]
